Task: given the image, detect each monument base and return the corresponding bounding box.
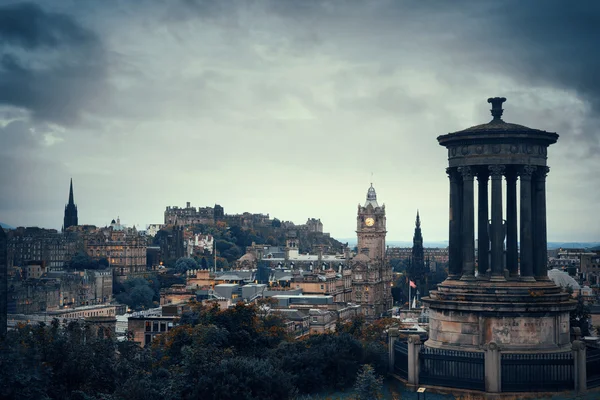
[422,278,576,352]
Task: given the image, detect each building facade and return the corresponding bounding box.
[6,227,79,273]
[83,219,146,281]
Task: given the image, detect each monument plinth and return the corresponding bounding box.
[424,97,576,353]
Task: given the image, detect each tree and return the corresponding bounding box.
[570,294,591,336]
[354,364,383,400]
[115,278,156,310]
[68,251,100,270]
[174,257,197,273]
[271,218,281,228]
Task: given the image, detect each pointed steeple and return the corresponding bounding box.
[68,178,74,205]
[411,210,424,271]
[63,178,78,231]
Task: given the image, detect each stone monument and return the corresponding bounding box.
[424,97,576,352]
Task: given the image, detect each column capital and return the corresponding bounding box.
[536,166,550,180]
[458,166,474,181]
[488,164,506,178]
[446,167,459,182]
[519,165,537,180]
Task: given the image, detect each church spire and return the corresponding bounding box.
[411,209,424,272]
[68,178,74,205]
[63,178,78,231]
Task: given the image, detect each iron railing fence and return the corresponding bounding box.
[393,340,409,379]
[587,346,600,389]
[419,346,485,391]
[501,352,574,392]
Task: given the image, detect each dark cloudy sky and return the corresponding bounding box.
[0,0,599,242]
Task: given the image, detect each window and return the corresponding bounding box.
[144,334,152,347]
[312,317,318,323]
[153,321,159,332]
[160,323,166,332]
[320,285,324,290]
[145,321,151,332]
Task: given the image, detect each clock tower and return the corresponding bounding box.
[356,184,387,260]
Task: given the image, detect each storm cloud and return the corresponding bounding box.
[0,2,108,125]
[0,0,598,242]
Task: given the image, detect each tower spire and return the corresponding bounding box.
[68,178,74,205]
[63,178,78,231]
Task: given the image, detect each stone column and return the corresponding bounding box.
[447,168,462,279]
[489,165,506,281]
[388,327,399,373]
[484,342,501,393]
[505,169,519,278]
[572,340,587,393]
[458,166,475,280]
[476,169,489,277]
[534,167,550,280]
[519,165,536,281]
[407,334,422,387]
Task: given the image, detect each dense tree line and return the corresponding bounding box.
[113,274,185,311]
[0,303,389,400]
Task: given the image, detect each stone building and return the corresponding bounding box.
[387,247,449,264]
[581,251,600,287]
[82,219,146,281]
[305,218,323,233]
[7,268,112,314]
[164,202,216,225]
[291,269,352,303]
[128,315,175,346]
[351,184,393,318]
[153,225,185,262]
[6,227,79,273]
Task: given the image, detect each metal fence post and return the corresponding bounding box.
[408,334,422,387]
[572,340,587,393]
[484,341,501,393]
[388,327,399,373]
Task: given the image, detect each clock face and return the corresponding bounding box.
[365,217,375,227]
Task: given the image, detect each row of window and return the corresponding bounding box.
[145,321,173,333]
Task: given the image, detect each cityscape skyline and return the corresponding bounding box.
[1,1,599,242]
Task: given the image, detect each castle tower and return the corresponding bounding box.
[63,178,78,231]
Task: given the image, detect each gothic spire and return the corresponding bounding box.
[63,178,78,231]
[68,178,75,205]
[412,210,424,271]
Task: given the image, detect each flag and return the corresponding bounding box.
[410,280,417,289]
